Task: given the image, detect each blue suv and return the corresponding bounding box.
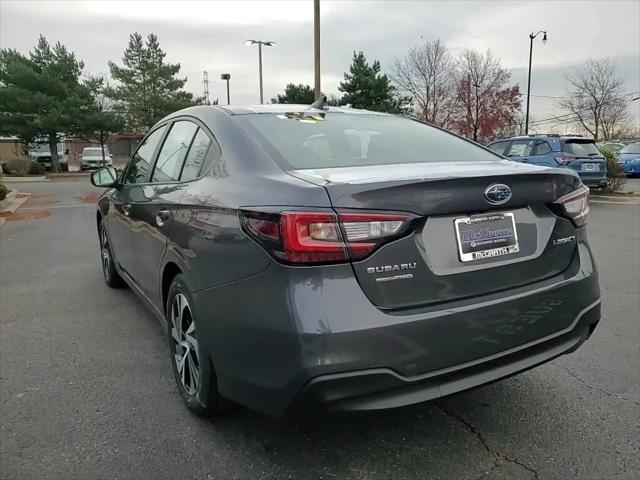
[487,135,607,188]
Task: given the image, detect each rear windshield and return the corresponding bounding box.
[620,143,640,154]
[563,140,600,156]
[238,112,500,169]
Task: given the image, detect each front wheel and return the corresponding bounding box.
[167,274,227,416]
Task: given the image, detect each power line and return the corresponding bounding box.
[510,92,640,128]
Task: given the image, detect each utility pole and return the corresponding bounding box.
[221,73,231,105]
[203,70,210,105]
[258,42,264,104]
[314,0,321,99]
[525,30,547,135]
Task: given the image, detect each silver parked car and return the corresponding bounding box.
[81,146,112,170]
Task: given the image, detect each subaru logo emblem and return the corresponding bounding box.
[484,184,512,205]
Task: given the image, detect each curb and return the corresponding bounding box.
[0,191,31,216]
[590,195,640,205]
[2,176,48,182]
[47,172,91,178]
[590,199,640,205]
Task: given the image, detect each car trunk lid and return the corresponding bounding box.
[293,161,582,309]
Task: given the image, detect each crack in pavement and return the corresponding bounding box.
[561,366,640,406]
[436,404,540,480]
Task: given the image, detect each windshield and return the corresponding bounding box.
[238,112,501,170]
[83,148,108,155]
[563,140,601,156]
[620,143,640,154]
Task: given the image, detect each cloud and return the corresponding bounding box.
[1,0,638,125]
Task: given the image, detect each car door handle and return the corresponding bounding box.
[122,204,131,216]
[156,209,172,227]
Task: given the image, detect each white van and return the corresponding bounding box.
[28,139,69,171]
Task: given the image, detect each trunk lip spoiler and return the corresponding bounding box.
[286,161,576,186]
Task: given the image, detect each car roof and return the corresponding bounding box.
[489,135,592,143]
[158,104,392,128]
[216,104,389,116]
[167,104,389,117]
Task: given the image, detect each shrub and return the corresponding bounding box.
[600,147,626,193]
[0,182,8,201]
[1,158,31,176]
[28,161,45,175]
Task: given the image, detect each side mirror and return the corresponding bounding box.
[90,167,119,188]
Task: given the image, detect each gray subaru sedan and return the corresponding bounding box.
[91,103,600,418]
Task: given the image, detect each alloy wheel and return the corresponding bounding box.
[170,293,200,395]
[100,226,111,275]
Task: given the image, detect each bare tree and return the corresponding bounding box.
[600,97,635,140]
[493,111,527,139]
[392,39,457,127]
[453,49,521,142]
[558,58,632,141]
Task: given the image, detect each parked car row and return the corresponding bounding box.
[27,140,113,171]
[487,135,607,188]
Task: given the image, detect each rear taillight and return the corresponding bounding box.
[554,186,589,227]
[241,210,411,264]
[555,155,574,165]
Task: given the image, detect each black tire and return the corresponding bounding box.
[166,274,226,416]
[99,221,125,288]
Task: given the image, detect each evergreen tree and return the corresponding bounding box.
[107,33,199,131]
[271,83,315,104]
[338,51,405,113]
[83,76,125,164]
[0,36,94,171]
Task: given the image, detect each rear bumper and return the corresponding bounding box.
[579,174,607,187]
[292,301,599,412]
[81,161,112,169]
[194,234,600,418]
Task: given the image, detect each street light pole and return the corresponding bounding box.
[244,40,275,104]
[221,73,231,105]
[525,30,547,135]
[314,0,321,98]
[258,42,263,104]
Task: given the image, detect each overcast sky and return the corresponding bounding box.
[1,0,639,130]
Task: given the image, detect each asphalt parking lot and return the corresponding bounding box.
[1,179,638,480]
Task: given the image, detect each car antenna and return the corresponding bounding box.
[309,95,328,111]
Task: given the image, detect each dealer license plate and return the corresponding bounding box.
[454,212,519,262]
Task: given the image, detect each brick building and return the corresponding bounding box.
[0,134,143,169]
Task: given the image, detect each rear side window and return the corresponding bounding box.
[238,113,501,170]
[181,129,218,181]
[563,140,601,156]
[507,140,535,157]
[487,141,509,155]
[534,141,552,156]
[123,126,167,184]
[152,121,198,182]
